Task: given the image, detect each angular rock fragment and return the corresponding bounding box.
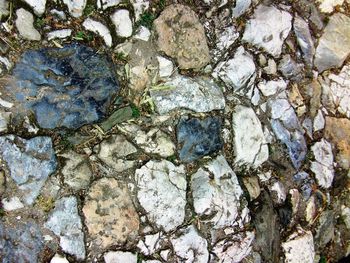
[22,0,46,16]
[82,18,112,47]
[63,0,86,17]
[258,79,287,97]
[278,55,303,81]
[282,229,315,263]
[110,9,133,38]
[135,160,186,231]
[137,233,163,256]
[15,8,41,41]
[177,116,223,162]
[47,29,72,41]
[212,26,239,62]
[131,0,149,21]
[157,56,173,79]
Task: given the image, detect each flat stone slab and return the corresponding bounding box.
[2,43,119,129]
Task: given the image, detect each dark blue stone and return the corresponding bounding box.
[5,43,119,129]
[177,116,223,162]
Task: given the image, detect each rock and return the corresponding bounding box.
[293,15,315,67]
[50,9,66,20]
[150,76,225,115]
[157,56,174,79]
[137,233,163,255]
[293,172,314,200]
[314,13,350,72]
[60,151,92,191]
[212,26,239,62]
[47,29,72,40]
[82,18,112,47]
[324,117,350,169]
[110,9,133,38]
[258,79,287,97]
[212,231,255,263]
[282,228,315,263]
[313,109,325,132]
[310,139,334,188]
[170,225,209,263]
[134,26,151,42]
[104,251,137,263]
[242,5,292,57]
[213,46,256,94]
[0,135,57,205]
[45,196,86,260]
[154,4,210,70]
[0,111,10,132]
[0,221,44,262]
[15,8,41,41]
[135,160,186,232]
[1,196,24,211]
[232,0,251,18]
[232,105,268,167]
[192,155,246,228]
[314,210,334,249]
[263,58,278,75]
[278,55,303,81]
[62,0,86,17]
[243,176,261,200]
[22,0,46,16]
[269,181,287,204]
[50,254,70,263]
[177,116,223,162]
[99,106,133,132]
[0,0,9,19]
[2,44,119,129]
[97,0,122,9]
[317,0,345,13]
[131,0,149,21]
[83,178,139,251]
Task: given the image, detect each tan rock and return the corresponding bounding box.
[154,4,210,70]
[324,117,350,169]
[83,178,139,252]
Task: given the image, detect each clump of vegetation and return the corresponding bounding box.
[137,12,156,29]
[83,4,95,16]
[73,31,94,41]
[131,103,141,118]
[35,18,46,28]
[36,195,55,213]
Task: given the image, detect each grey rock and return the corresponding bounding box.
[315,210,334,249]
[15,8,41,41]
[157,56,174,78]
[2,44,119,129]
[315,13,350,72]
[294,15,315,67]
[0,135,57,204]
[22,0,46,16]
[232,0,251,18]
[0,220,44,263]
[0,0,9,19]
[62,0,86,17]
[293,172,314,200]
[243,5,292,57]
[278,55,303,81]
[1,196,24,211]
[177,116,223,163]
[150,76,225,114]
[45,196,86,259]
[0,111,10,132]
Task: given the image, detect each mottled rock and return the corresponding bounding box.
[294,15,315,67]
[47,29,72,41]
[282,229,315,263]
[314,210,334,249]
[0,221,44,263]
[150,76,225,114]
[83,18,112,47]
[212,26,239,62]
[170,225,209,263]
[243,176,261,200]
[177,116,223,162]
[22,0,46,16]
[293,172,314,200]
[45,196,86,260]
[0,135,57,204]
[269,181,287,204]
[313,109,325,132]
[232,105,268,167]
[315,13,350,72]
[154,4,210,69]
[243,5,292,57]
[104,251,137,263]
[0,0,9,19]
[15,8,41,41]
[62,0,86,17]
[135,160,186,231]
[83,178,139,251]
[192,155,246,228]
[2,44,119,129]
[110,9,133,38]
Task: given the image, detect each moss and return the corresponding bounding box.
[137,12,156,29]
[36,195,55,213]
[131,103,141,118]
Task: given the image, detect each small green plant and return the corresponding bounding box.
[166,154,176,162]
[319,255,327,263]
[73,31,94,41]
[115,52,128,62]
[83,4,95,16]
[35,18,46,28]
[131,103,141,118]
[137,12,156,29]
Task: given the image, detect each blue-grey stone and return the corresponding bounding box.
[3,43,119,129]
[177,117,223,162]
[293,172,314,200]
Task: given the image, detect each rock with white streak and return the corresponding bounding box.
[47,29,72,40]
[243,5,292,57]
[157,56,174,78]
[135,160,187,232]
[97,0,122,9]
[170,225,209,263]
[63,0,86,17]
[294,15,315,67]
[150,75,225,114]
[83,18,112,47]
[104,251,137,263]
[232,105,268,167]
[212,26,239,62]
[15,8,41,41]
[258,79,287,97]
[310,139,334,188]
[282,229,315,263]
[22,0,46,16]
[110,9,133,38]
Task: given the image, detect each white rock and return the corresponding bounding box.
[0,56,11,71]
[251,88,260,106]
[137,233,163,255]
[104,251,137,263]
[97,0,121,9]
[313,109,325,132]
[270,181,287,204]
[15,8,41,41]
[0,111,10,132]
[317,0,344,13]
[135,160,186,232]
[310,139,335,188]
[110,9,133,38]
[82,18,112,47]
[192,155,246,228]
[282,229,315,263]
[22,0,46,16]
[50,9,66,20]
[170,225,209,263]
[258,79,287,97]
[160,250,170,261]
[134,26,151,41]
[232,0,251,18]
[50,254,69,263]
[131,0,149,21]
[213,46,256,94]
[63,0,86,17]
[212,26,239,61]
[243,5,292,57]
[1,197,24,211]
[157,56,174,78]
[232,105,268,167]
[150,75,225,114]
[47,29,72,41]
[264,58,277,75]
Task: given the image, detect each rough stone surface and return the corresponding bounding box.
[135,160,186,232]
[258,79,287,97]
[0,0,9,19]
[150,76,225,114]
[110,9,133,38]
[63,0,86,17]
[282,229,315,263]
[157,56,173,78]
[131,0,149,21]
[315,13,350,72]
[22,0,46,16]
[83,178,139,251]
[278,55,303,81]
[154,4,210,69]
[2,44,119,129]
[294,15,315,67]
[177,116,223,163]
[15,8,41,41]
[83,18,112,47]
[45,196,86,260]
[47,29,72,41]
[232,0,251,18]
[104,251,137,263]
[0,135,57,204]
[0,111,10,132]
[243,5,292,57]
[232,105,268,167]
[317,0,345,13]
